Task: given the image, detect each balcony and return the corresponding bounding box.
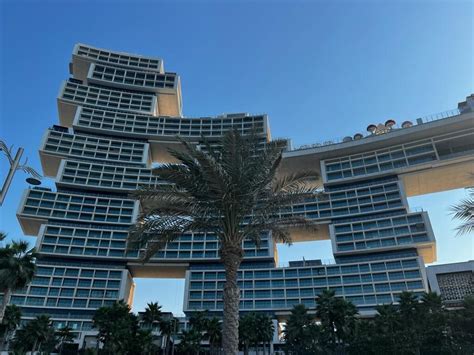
[56,159,166,193]
[71,105,269,162]
[39,127,150,177]
[17,188,139,235]
[72,43,164,77]
[331,211,436,263]
[57,79,158,126]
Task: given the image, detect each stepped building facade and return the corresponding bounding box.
[13,44,474,346]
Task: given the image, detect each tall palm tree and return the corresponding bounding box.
[0,239,36,322]
[143,302,163,330]
[451,187,474,236]
[0,304,21,350]
[129,130,320,354]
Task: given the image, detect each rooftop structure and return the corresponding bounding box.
[10,43,474,347]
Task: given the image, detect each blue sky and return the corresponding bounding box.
[0,0,472,315]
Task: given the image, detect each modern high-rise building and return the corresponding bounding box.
[12,44,474,347]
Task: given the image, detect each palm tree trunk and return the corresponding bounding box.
[60,338,66,355]
[1,332,7,351]
[221,244,242,355]
[0,288,11,323]
[5,330,14,351]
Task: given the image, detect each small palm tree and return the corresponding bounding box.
[93,300,137,354]
[419,292,452,353]
[396,291,423,352]
[189,310,208,333]
[134,328,156,354]
[204,317,222,355]
[239,313,256,355]
[56,326,75,354]
[420,292,443,313]
[129,130,320,354]
[374,304,399,352]
[0,238,36,322]
[451,187,474,236]
[316,289,358,351]
[159,317,178,355]
[176,328,202,355]
[143,302,162,330]
[0,304,21,350]
[283,304,321,354]
[12,315,58,354]
[26,315,57,353]
[255,313,274,355]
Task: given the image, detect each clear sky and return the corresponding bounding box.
[0,0,472,316]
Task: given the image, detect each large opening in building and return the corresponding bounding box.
[407,188,473,265]
[132,278,186,317]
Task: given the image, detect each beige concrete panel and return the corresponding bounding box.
[418,243,437,264]
[401,159,474,197]
[71,56,91,81]
[149,140,185,163]
[57,100,78,127]
[16,216,44,236]
[157,93,181,117]
[127,263,188,278]
[287,223,330,242]
[39,152,61,178]
[125,279,136,306]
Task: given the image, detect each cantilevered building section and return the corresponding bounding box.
[13,43,474,345]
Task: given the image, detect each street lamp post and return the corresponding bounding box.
[0,139,42,206]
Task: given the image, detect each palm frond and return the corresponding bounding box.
[450,188,474,236]
[129,129,322,261]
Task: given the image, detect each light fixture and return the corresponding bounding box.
[26,177,42,186]
[385,119,396,128]
[366,124,377,133]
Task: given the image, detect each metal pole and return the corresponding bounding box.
[0,147,23,206]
